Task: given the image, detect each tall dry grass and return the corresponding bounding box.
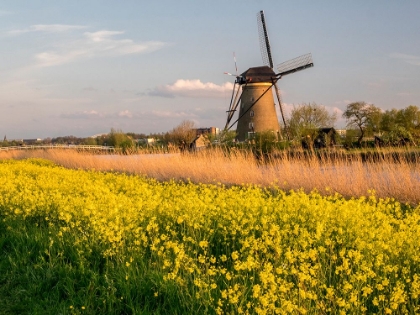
[1,148,419,204]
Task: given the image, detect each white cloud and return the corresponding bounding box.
[60,110,103,119]
[150,79,234,98]
[390,53,420,66]
[34,24,87,32]
[84,30,166,55]
[8,24,87,35]
[118,110,133,118]
[84,30,124,42]
[331,106,343,115]
[35,50,88,67]
[32,29,167,67]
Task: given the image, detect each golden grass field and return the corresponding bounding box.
[1,148,419,205]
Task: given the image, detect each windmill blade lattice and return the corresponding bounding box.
[257,10,273,69]
[224,82,242,130]
[277,53,314,76]
[257,10,289,139]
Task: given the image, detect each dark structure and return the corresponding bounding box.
[302,128,338,149]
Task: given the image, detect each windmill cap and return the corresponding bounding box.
[239,66,276,83]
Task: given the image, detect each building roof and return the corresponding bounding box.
[240,66,276,83]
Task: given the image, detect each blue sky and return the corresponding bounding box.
[1,1,419,139]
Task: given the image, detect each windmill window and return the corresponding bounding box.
[250,110,254,117]
[251,97,254,102]
[249,122,254,130]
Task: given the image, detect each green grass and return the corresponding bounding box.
[0,220,191,315]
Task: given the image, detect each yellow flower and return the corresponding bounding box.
[231,251,239,261]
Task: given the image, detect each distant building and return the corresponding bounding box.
[137,138,155,145]
[188,127,220,151]
[145,138,155,145]
[22,138,42,145]
[189,134,209,152]
[194,127,220,136]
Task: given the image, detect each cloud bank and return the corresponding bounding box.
[60,110,103,119]
[37,30,166,67]
[150,79,234,98]
[8,24,167,67]
[8,24,87,35]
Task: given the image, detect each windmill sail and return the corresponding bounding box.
[277,53,314,77]
[257,10,288,139]
[225,82,242,130]
[257,11,273,69]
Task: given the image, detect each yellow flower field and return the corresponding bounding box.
[1,159,420,314]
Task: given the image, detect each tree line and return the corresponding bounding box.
[2,103,418,151]
[0,126,202,153]
[286,102,419,147]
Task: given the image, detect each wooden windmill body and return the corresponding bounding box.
[235,67,280,141]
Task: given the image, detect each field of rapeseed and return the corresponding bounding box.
[1,159,420,314]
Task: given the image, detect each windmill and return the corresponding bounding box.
[224,10,314,142]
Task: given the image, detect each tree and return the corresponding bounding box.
[165,120,197,151]
[287,102,337,143]
[126,132,147,140]
[380,105,420,143]
[1,136,8,147]
[217,130,236,145]
[380,109,399,132]
[342,102,382,146]
[396,105,420,132]
[381,106,420,132]
[107,129,134,152]
[82,137,97,145]
[382,126,415,146]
